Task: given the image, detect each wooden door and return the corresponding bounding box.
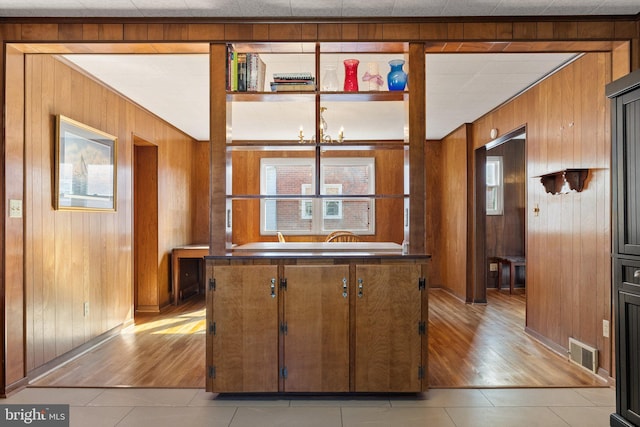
[354,264,424,392]
[210,265,279,392]
[282,265,350,392]
[615,87,640,255]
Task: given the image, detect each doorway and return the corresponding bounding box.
[485,130,527,294]
[133,136,159,313]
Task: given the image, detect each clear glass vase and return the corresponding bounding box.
[321,65,339,91]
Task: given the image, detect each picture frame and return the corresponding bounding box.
[55,115,117,211]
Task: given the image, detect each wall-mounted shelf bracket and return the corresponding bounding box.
[539,169,589,195]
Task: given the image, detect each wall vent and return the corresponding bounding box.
[568,337,598,373]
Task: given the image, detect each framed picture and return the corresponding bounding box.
[55,115,117,211]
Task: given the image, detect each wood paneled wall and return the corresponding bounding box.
[192,141,210,244]
[473,53,613,376]
[486,140,526,288]
[4,44,26,390]
[434,125,469,300]
[22,55,199,374]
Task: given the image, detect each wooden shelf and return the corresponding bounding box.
[227,91,406,102]
[320,91,407,101]
[539,169,589,194]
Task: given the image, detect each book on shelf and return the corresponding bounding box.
[270,82,316,92]
[226,49,238,91]
[227,48,267,92]
[247,53,266,92]
[270,72,315,92]
[272,72,314,83]
[237,53,247,92]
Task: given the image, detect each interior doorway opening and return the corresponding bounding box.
[485,129,527,295]
[134,136,159,314]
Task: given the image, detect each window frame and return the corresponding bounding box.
[486,155,504,216]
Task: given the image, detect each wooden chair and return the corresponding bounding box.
[325,231,360,242]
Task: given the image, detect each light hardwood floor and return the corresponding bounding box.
[30,289,606,388]
[428,288,606,387]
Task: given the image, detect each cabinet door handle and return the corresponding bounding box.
[270,278,276,298]
[635,270,640,279]
[342,278,348,298]
[358,278,364,298]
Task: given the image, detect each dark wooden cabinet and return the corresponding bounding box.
[607,69,640,427]
[614,259,640,426]
[612,81,640,256]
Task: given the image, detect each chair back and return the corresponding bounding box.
[325,231,360,242]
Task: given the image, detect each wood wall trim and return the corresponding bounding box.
[0,16,637,46]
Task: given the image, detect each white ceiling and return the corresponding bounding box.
[1,0,639,17]
[8,0,638,141]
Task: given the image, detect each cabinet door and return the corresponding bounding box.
[354,264,423,392]
[210,265,279,392]
[283,265,350,392]
[615,259,640,426]
[615,87,640,255]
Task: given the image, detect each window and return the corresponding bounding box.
[302,183,343,219]
[486,156,503,215]
[261,157,375,235]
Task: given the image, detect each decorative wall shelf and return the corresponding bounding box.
[539,169,589,195]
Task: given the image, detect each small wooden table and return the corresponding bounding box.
[171,244,209,305]
[494,256,526,294]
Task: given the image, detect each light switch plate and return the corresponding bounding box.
[603,319,610,338]
[9,199,22,218]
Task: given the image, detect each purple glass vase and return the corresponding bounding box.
[343,59,359,92]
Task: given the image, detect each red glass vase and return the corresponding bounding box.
[343,59,359,92]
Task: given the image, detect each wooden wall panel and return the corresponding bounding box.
[470,53,613,375]
[4,44,26,388]
[22,55,198,373]
[425,140,443,288]
[192,141,210,244]
[437,126,468,299]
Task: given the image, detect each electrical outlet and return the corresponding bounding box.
[9,199,22,218]
[489,263,498,272]
[84,302,89,317]
[603,319,610,338]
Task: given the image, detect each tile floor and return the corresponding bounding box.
[3,386,615,427]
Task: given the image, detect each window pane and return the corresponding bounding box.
[321,157,374,196]
[263,199,314,233]
[322,199,371,232]
[262,161,314,196]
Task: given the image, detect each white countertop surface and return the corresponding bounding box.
[233,242,402,253]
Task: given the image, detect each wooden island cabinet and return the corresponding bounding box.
[205,251,429,394]
[206,39,429,394]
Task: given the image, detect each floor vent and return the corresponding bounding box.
[568,337,598,373]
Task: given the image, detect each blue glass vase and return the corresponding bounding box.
[387,59,407,91]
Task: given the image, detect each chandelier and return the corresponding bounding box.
[298,107,344,144]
